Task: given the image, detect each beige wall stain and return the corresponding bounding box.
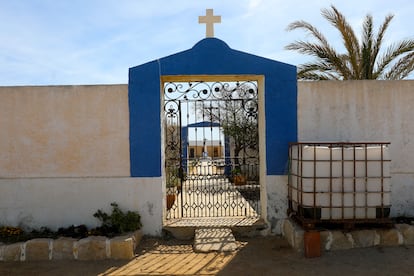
[0,85,130,177]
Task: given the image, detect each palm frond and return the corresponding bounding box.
[321,5,361,77]
[298,71,341,81]
[373,14,394,58]
[383,52,414,79]
[371,14,394,79]
[286,40,352,79]
[286,20,329,46]
[361,15,374,79]
[297,62,342,80]
[285,41,331,59]
[375,40,414,78]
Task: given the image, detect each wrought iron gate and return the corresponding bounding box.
[164,80,260,219]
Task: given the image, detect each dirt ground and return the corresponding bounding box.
[1,236,414,276]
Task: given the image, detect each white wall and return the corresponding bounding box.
[0,177,162,236]
[298,80,414,217]
[266,175,288,234]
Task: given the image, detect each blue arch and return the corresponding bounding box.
[128,38,297,177]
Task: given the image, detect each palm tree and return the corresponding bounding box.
[285,5,414,80]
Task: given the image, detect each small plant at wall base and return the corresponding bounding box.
[0,226,25,243]
[0,226,58,244]
[93,202,142,237]
[0,203,142,244]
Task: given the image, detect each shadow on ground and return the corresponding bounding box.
[1,236,414,275]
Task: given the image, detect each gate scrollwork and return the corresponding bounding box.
[164,80,260,219]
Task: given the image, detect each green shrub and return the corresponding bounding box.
[93,202,142,236]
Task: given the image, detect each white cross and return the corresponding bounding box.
[198,9,221,38]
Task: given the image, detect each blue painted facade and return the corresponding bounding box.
[129,38,297,177]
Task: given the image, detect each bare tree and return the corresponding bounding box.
[196,83,259,167]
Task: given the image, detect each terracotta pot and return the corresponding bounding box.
[304,231,321,258]
[234,175,247,186]
[166,194,176,210]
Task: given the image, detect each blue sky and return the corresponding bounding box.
[1,0,413,85]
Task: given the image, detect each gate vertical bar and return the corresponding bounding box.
[179,101,184,218]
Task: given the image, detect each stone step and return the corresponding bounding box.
[193,228,238,252]
[163,217,267,240]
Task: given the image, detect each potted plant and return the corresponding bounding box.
[166,168,181,210]
[232,167,247,186]
[166,193,176,210]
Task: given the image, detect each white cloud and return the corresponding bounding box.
[248,0,262,9]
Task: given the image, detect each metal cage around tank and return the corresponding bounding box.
[288,142,392,229]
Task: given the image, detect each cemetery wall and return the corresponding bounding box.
[0,177,163,236]
[0,80,413,236]
[0,85,162,235]
[298,80,414,218]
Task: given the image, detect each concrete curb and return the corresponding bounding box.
[0,230,142,262]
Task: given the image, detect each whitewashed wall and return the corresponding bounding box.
[0,177,163,236]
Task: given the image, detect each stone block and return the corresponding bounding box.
[321,231,353,251]
[350,230,379,248]
[133,229,143,249]
[25,238,52,261]
[320,230,332,251]
[282,219,304,252]
[292,232,304,252]
[1,242,23,261]
[77,236,108,261]
[378,229,403,246]
[110,235,135,259]
[282,219,294,246]
[0,244,4,261]
[53,237,76,260]
[123,229,143,250]
[395,224,414,245]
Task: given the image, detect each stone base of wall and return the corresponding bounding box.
[0,230,142,262]
[282,219,413,252]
